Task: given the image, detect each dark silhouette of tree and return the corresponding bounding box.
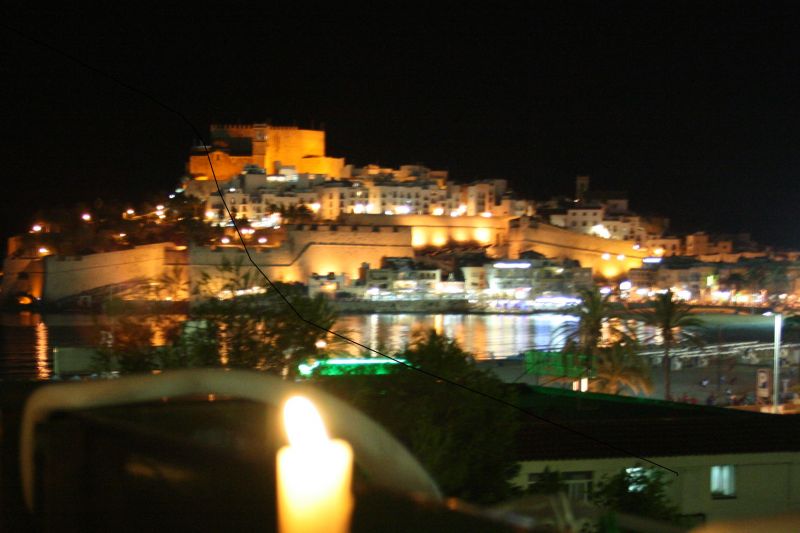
[592,466,685,527]
[95,257,338,377]
[592,344,653,396]
[637,290,704,400]
[318,329,520,504]
[557,287,635,383]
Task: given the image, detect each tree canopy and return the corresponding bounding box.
[317,329,521,504]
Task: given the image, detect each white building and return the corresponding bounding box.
[514,390,800,524]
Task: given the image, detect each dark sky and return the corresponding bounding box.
[3,3,800,247]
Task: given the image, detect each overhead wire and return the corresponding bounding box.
[3,22,677,475]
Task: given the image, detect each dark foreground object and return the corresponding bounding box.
[2,388,518,532]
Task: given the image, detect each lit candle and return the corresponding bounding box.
[277,396,353,533]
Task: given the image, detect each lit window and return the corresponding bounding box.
[710,465,736,499]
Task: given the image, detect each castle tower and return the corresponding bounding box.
[575,175,590,200]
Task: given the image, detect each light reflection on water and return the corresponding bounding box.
[334,313,577,359]
[35,320,50,380]
[1,311,776,380]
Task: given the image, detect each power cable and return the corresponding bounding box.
[3,22,677,475]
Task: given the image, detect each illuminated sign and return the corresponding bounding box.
[298,358,409,377]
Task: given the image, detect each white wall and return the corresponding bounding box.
[514,451,800,522]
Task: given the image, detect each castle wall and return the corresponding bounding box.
[509,218,647,278]
[41,243,173,302]
[188,225,414,298]
[340,214,510,250]
[188,151,252,181]
[189,126,336,179]
[0,257,45,301]
[296,156,345,178]
[265,127,327,174]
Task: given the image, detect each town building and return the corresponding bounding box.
[484,257,592,298]
[514,386,800,523]
[363,258,441,296]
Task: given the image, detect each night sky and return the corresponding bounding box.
[3,4,800,249]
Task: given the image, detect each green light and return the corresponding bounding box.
[523,350,594,378]
[297,357,408,377]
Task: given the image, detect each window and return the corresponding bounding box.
[710,465,736,499]
[562,471,593,501]
[527,471,593,502]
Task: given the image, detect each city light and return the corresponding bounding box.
[590,224,611,239]
[601,253,611,260]
[220,237,231,244]
[31,224,42,233]
[258,237,268,244]
[156,205,164,210]
[38,247,49,255]
[643,257,662,264]
[619,280,632,291]
[315,339,328,349]
[205,210,217,219]
[493,262,531,269]
[533,296,580,309]
[81,213,91,221]
[617,254,625,261]
[480,211,493,218]
[126,209,135,215]
[432,207,444,216]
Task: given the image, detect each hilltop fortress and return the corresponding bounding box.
[189,124,345,181]
[2,124,678,306]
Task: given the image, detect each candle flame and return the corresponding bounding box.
[284,396,329,447]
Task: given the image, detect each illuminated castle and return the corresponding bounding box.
[188,124,346,181]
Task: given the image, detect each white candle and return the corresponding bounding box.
[277,396,354,533]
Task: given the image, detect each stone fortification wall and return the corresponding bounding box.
[340,214,510,250]
[189,225,414,298]
[0,257,45,301]
[41,243,173,302]
[188,151,251,181]
[265,127,326,173]
[509,218,648,278]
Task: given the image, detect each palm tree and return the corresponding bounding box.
[557,287,635,381]
[591,344,653,396]
[638,290,704,400]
